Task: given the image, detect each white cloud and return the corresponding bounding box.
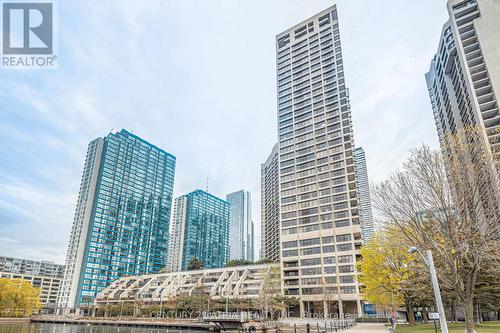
[0,0,449,261]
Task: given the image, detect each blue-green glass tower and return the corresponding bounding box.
[169,190,230,271]
[58,129,175,310]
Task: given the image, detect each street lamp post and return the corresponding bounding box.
[159,296,163,318]
[408,247,448,333]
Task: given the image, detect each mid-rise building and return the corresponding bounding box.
[275,5,363,316]
[168,189,230,271]
[353,147,374,242]
[261,143,281,263]
[226,190,254,261]
[57,129,176,312]
[0,272,62,311]
[96,263,280,306]
[425,0,500,218]
[0,256,64,310]
[0,256,64,278]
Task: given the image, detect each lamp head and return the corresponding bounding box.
[408,246,418,254]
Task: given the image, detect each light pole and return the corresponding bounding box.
[408,247,448,333]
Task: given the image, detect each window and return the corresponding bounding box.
[322,236,334,244]
[323,245,335,253]
[301,247,321,255]
[302,277,321,285]
[282,240,298,249]
[300,224,320,233]
[340,275,354,284]
[338,265,354,273]
[282,249,298,257]
[337,243,352,252]
[324,266,336,274]
[341,286,356,294]
[300,238,320,247]
[336,234,351,242]
[324,276,336,284]
[335,220,350,228]
[301,267,322,275]
[301,258,321,266]
[323,256,335,264]
[337,255,353,263]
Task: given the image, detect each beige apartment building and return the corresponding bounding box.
[275,5,363,317]
[261,143,281,263]
[0,256,64,311]
[425,0,500,217]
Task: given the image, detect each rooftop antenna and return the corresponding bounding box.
[205,177,209,193]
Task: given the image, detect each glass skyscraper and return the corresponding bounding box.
[168,190,230,271]
[57,129,176,312]
[226,190,254,261]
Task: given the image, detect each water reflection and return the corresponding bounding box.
[0,322,204,333]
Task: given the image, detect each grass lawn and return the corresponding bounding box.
[392,321,500,333]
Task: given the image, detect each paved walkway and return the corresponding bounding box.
[346,323,387,333]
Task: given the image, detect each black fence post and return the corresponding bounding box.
[306,323,311,333]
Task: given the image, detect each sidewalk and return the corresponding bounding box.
[346,323,387,333]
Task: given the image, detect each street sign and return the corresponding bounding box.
[429,312,440,320]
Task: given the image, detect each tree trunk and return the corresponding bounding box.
[423,306,429,324]
[473,300,481,324]
[451,301,457,323]
[407,299,416,325]
[464,294,477,333]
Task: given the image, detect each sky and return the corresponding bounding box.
[0,0,449,264]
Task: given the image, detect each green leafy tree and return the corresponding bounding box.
[372,130,500,333]
[225,259,253,267]
[0,278,42,317]
[187,258,204,271]
[255,258,274,265]
[357,226,432,324]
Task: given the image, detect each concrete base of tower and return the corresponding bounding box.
[297,299,361,319]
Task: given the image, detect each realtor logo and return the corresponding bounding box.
[1,1,57,68]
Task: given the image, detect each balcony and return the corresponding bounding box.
[473,77,490,90]
[482,107,499,121]
[461,34,477,48]
[455,10,480,27]
[463,42,479,55]
[467,55,483,68]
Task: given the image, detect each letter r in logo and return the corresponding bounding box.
[2,2,53,54]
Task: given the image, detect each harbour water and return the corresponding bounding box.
[0,322,205,333]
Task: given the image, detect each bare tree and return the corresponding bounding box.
[257,266,282,319]
[372,127,500,333]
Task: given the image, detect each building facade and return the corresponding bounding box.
[0,272,62,310]
[0,256,64,310]
[167,196,188,273]
[353,147,374,242]
[261,143,281,263]
[275,5,363,316]
[425,0,500,218]
[0,256,64,278]
[57,129,176,311]
[168,190,230,271]
[96,263,280,306]
[226,190,254,261]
